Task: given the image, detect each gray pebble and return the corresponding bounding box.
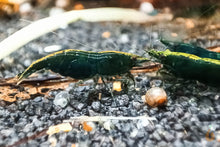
[215,105,220,113]
[174,106,184,118]
[32,118,43,127]
[174,124,184,131]
[183,140,195,147]
[176,132,185,138]
[33,96,43,102]
[164,131,175,142]
[132,101,142,110]
[25,104,35,116]
[115,95,129,107]
[23,123,35,133]
[72,102,86,111]
[173,139,184,147]
[157,141,168,147]
[114,139,126,147]
[101,97,112,106]
[18,100,29,110]
[150,79,163,87]
[91,101,101,112]
[152,131,161,141]
[136,130,147,139]
[188,106,198,114]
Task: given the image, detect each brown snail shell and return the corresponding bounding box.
[145,87,167,107]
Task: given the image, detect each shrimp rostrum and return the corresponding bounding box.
[18,49,149,85]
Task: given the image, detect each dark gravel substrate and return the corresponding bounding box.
[0,13,220,147]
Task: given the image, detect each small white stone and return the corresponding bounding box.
[44,45,62,53]
[103,120,112,131]
[137,119,150,129]
[24,59,31,67]
[130,129,138,138]
[139,2,154,14]
[53,91,69,108]
[120,34,129,43]
[19,3,32,14]
[56,0,70,8]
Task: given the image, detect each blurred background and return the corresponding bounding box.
[0,0,219,17]
[0,0,219,42]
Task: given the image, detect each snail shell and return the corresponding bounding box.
[145,87,167,107]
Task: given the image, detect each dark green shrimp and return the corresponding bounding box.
[18,49,149,83]
[149,49,220,85]
[161,39,220,60]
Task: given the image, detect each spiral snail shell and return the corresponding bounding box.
[145,87,167,107]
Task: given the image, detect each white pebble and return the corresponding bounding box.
[56,0,70,8]
[19,3,32,14]
[103,120,112,131]
[119,34,129,43]
[139,2,154,14]
[53,91,69,108]
[130,129,138,138]
[24,59,31,67]
[137,119,150,129]
[44,45,62,53]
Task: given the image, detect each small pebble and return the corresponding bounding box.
[152,131,161,141]
[33,96,43,102]
[103,120,112,131]
[19,3,32,15]
[174,124,184,131]
[132,101,142,110]
[72,102,86,111]
[56,0,70,8]
[53,91,70,108]
[173,139,184,147]
[119,34,129,43]
[91,101,101,112]
[150,80,163,87]
[101,97,112,106]
[23,59,32,67]
[188,106,198,114]
[115,95,129,107]
[25,104,35,116]
[23,124,35,133]
[44,45,62,53]
[157,141,167,147]
[164,131,175,142]
[139,2,154,14]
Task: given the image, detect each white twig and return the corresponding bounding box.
[0,7,152,59]
[63,115,156,123]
